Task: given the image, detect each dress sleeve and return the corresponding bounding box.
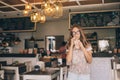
[86,45,92,51]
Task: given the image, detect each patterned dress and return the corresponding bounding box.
[68,46,92,75]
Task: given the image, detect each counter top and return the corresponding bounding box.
[0,54,36,57]
[92,53,120,57]
[23,69,60,80]
[0,53,120,57]
[24,70,59,75]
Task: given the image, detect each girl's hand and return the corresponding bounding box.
[74,40,80,49]
[71,37,76,47]
[77,40,84,49]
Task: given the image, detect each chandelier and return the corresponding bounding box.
[23,0,66,23]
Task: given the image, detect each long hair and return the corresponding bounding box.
[67,24,90,48]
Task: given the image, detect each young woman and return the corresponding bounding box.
[66,24,93,80]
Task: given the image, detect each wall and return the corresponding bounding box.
[12,19,69,53]
[85,29,116,49]
[12,4,119,53]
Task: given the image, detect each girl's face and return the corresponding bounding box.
[72,27,80,40]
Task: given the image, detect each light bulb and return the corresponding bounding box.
[23,9,29,16]
[25,3,32,10]
[31,11,41,22]
[40,14,46,23]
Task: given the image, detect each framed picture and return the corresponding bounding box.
[69,9,120,29]
[0,17,36,32]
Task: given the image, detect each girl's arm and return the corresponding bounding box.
[66,38,74,65]
[79,41,93,64]
[66,45,73,65]
[82,46,92,64]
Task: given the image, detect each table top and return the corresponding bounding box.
[24,69,60,75]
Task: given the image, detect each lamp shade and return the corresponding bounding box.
[52,2,63,18]
[23,0,64,23]
[25,3,32,10]
[23,9,29,16]
[43,2,55,16]
[29,36,35,41]
[14,37,21,45]
[30,11,40,22]
[39,14,46,23]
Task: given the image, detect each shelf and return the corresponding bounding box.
[92,53,120,57]
[82,26,120,30]
[0,54,36,57]
[88,38,97,41]
[69,9,120,30]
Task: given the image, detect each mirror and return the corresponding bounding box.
[45,35,64,52]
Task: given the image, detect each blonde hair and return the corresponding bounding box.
[67,24,90,48]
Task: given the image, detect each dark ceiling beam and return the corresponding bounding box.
[0,0,21,12]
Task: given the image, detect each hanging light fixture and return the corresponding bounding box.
[23,0,66,23]
[25,3,32,10]
[29,32,35,41]
[42,1,55,16]
[23,2,32,16]
[14,34,21,45]
[14,37,21,45]
[23,9,29,16]
[39,14,46,23]
[29,36,35,41]
[30,0,41,23]
[52,1,63,18]
[30,11,41,23]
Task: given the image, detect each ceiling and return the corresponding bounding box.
[0,0,120,19]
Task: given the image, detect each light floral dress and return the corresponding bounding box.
[68,46,92,75]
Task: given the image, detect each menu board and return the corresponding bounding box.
[69,9,120,29]
[0,17,36,32]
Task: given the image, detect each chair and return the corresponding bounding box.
[112,56,120,80]
[46,66,68,80]
[36,61,45,71]
[0,70,4,79]
[24,61,32,72]
[60,66,68,80]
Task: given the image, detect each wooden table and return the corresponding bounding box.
[23,69,60,80]
[46,66,68,80]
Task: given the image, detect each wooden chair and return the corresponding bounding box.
[112,56,120,80]
[24,61,32,72]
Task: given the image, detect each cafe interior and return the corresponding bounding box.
[0,0,120,80]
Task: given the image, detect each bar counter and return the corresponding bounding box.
[92,53,120,57]
[0,53,36,57]
[0,53,120,57]
[0,53,119,80]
